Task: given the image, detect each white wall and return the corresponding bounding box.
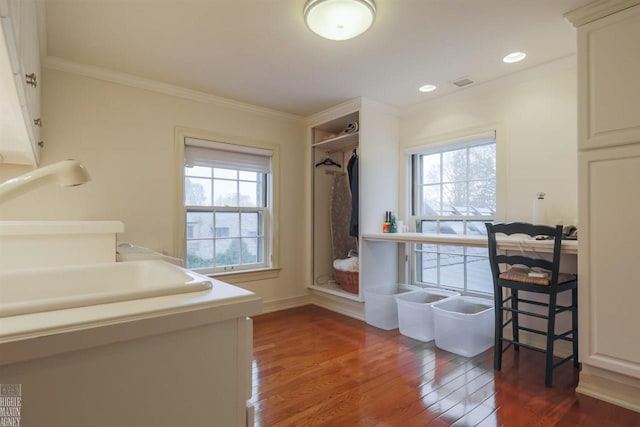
[0,68,309,306]
[399,58,578,226]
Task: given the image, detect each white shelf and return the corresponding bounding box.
[312,132,358,152]
[362,232,578,254]
[307,283,363,302]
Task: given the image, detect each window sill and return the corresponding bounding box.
[207,267,281,284]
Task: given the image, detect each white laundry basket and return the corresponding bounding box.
[364,284,419,330]
[395,288,460,341]
[432,296,494,357]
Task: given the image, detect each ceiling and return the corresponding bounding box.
[43,0,592,117]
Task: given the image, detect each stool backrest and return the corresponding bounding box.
[485,222,564,287]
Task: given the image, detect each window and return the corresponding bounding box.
[183,138,272,274]
[411,132,496,295]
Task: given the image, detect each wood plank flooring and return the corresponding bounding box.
[250,305,640,427]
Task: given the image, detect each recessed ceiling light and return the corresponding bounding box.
[304,0,376,41]
[419,84,437,93]
[503,52,527,63]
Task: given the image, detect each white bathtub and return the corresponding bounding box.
[0,260,212,317]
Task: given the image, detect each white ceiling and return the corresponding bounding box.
[43,0,591,117]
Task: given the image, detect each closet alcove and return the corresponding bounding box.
[307,98,399,313]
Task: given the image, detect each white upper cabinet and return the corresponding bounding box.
[0,0,41,166]
[572,4,640,150]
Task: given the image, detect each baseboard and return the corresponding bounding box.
[260,294,312,314]
[577,365,640,412]
[310,290,365,321]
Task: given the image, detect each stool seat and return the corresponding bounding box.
[499,267,576,286]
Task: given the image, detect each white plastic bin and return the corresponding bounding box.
[365,284,419,330]
[395,288,460,341]
[432,296,494,357]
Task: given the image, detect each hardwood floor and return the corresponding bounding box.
[250,305,639,427]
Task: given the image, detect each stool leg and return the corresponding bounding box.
[545,292,558,387]
[512,289,520,352]
[572,287,579,370]
[494,287,503,371]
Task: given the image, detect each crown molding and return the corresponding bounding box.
[43,56,304,122]
[564,0,640,27]
[305,98,362,127]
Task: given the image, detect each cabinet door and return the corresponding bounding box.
[578,5,640,150]
[19,0,40,156]
[0,0,40,165]
[578,143,640,377]
[0,0,21,74]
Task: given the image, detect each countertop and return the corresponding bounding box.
[0,276,261,365]
[362,232,578,254]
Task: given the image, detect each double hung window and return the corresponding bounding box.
[183,138,272,274]
[411,133,496,295]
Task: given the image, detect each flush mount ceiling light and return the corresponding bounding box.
[419,84,437,93]
[503,52,527,63]
[304,0,376,41]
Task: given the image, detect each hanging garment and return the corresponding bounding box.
[347,151,359,237]
[329,173,358,260]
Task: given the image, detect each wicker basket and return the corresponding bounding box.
[334,269,359,294]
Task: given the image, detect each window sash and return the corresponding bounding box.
[185,206,269,274]
[183,138,273,274]
[410,137,496,295]
[412,142,496,217]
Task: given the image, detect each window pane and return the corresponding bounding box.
[469,180,495,215]
[439,245,464,255]
[419,220,438,233]
[469,144,496,180]
[186,240,213,269]
[185,166,212,178]
[439,221,464,235]
[439,253,465,288]
[242,238,258,264]
[216,239,240,266]
[241,212,261,237]
[186,212,213,238]
[421,185,441,215]
[421,154,440,184]
[420,252,438,284]
[214,168,237,179]
[185,178,212,206]
[467,221,489,236]
[215,212,240,237]
[239,171,258,181]
[466,257,493,293]
[239,181,259,207]
[417,244,438,252]
[214,179,238,206]
[442,149,467,183]
[466,246,488,257]
[442,182,467,215]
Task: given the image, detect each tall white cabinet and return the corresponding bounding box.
[566,0,640,412]
[307,98,399,318]
[0,0,42,165]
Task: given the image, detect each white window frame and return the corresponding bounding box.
[407,130,499,296]
[175,128,280,280]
